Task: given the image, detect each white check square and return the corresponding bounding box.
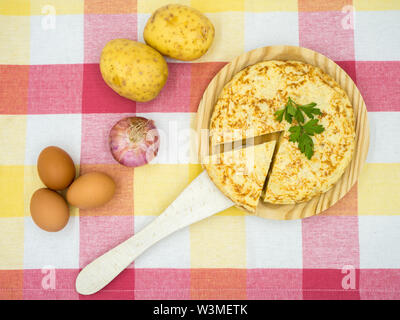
[245,12,299,51]
[134,215,190,268]
[24,216,79,269]
[25,114,82,165]
[355,11,400,61]
[246,216,303,268]
[30,14,83,64]
[136,112,193,164]
[136,13,151,44]
[367,112,400,163]
[359,216,400,268]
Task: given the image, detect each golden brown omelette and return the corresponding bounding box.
[204,142,276,212]
[209,60,355,204]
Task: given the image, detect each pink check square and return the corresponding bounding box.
[360,269,400,300]
[80,112,135,164]
[302,216,360,269]
[356,61,400,111]
[84,14,137,63]
[79,216,134,268]
[134,269,190,300]
[136,63,191,113]
[247,269,303,300]
[28,64,83,114]
[23,269,79,300]
[299,11,355,61]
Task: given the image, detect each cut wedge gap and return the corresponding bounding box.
[205,131,284,212]
[261,131,285,203]
[211,131,283,155]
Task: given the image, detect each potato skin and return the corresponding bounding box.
[144,4,214,61]
[100,39,168,102]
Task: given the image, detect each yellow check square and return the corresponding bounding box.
[0,166,24,218]
[216,206,247,217]
[0,16,30,65]
[188,164,203,182]
[137,0,190,13]
[0,218,24,270]
[0,0,30,15]
[191,0,244,12]
[0,116,26,165]
[354,0,400,11]
[134,164,191,216]
[30,0,84,15]
[358,163,400,216]
[245,0,298,11]
[23,165,45,217]
[196,12,244,62]
[190,215,246,268]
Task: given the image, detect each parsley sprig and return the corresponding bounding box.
[275,97,325,159]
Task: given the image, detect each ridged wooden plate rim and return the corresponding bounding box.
[195,45,370,220]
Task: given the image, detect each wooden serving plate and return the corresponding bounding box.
[195,45,370,220]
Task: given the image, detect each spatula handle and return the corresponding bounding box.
[75,216,175,295]
[76,171,233,295]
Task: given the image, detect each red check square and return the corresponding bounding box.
[320,184,357,216]
[303,269,360,300]
[0,65,29,114]
[82,63,136,114]
[191,269,247,299]
[0,270,23,300]
[79,268,135,300]
[335,60,357,83]
[190,62,227,112]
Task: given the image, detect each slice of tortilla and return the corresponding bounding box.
[204,141,276,213]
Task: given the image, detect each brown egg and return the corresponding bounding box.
[66,172,116,209]
[37,146,76,190]
[30,188,70,232]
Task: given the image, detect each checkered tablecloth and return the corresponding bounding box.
[1,0,400,300]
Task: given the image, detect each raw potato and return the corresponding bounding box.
[144,4,215,61]
[100,39,168,102]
